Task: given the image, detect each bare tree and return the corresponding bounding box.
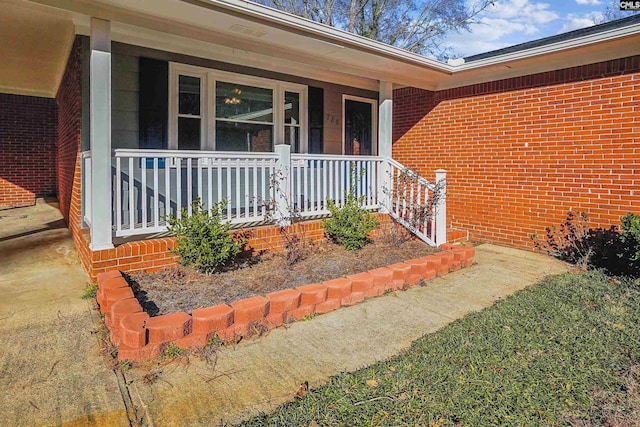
[255,0,496,57]
[600,1,639,23]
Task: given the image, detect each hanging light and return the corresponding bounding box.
[224,87,242,105]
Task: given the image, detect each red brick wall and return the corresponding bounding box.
[56,37,92,273]
[0,94,57,209]
[393,55,640,249]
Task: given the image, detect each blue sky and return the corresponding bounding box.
[441,0,619,58]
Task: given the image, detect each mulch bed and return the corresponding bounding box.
[127,234,438,316]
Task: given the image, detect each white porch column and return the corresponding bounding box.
[435,169,447,246]
[378,81,393,212]
[89,18,114,250]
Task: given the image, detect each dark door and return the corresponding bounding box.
[344,99,374,155]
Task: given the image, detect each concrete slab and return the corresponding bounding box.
[124,242,569,425]
[0,201,130,426]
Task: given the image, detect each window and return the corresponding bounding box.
[177,75,203,150]
[215,81,273,152]
[169,63,307,152]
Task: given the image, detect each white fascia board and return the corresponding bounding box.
[455,23,640,71]
[189,0,454,73]
[36,0,640,89]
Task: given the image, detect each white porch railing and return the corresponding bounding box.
[290,153,383,219]
[111,149,278,237]
[81,145,446,245]
[386,158,446,246]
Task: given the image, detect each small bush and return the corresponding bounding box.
[323,168,379,251]
[621,213,640,261]
[166,199,245,274]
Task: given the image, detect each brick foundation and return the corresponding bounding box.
[0,94,57,209]
[393,55,640,250]
[81,213,400,282]
[95,244,475,361]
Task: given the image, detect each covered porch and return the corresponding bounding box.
[66,2,450,250]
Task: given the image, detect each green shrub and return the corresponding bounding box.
[323,169,379,251]
[620,212,640,262]
[166,199,245,274]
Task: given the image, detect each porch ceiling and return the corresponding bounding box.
[0,0,76,98]
[7,0,640,97]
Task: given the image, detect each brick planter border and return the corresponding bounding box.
[96,244,475,361]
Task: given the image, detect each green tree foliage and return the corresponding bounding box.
[166,199,245,274]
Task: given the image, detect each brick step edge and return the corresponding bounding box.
[95,245,475,361]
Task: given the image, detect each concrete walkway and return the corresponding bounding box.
[0,201,569,426]
[0,201,130,426]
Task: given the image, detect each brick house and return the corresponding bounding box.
[1,0,638,281]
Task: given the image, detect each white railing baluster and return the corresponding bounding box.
[153,158,159,228]
[316,160,321,211]
[128,157,134,230]
[244,160,250,218]
[261,159,267,217]
[252,159,258,218]
[226,161,232,219]
[141,157,147,228]
[303,159,309,212]
[116,156,121,233]
[164,157,171,222]
[207,160,213,212]
[310,160,316,212]
[217,158,222,209]
[197,158,203,203]
[235,159,241,220]
[176,159,182,219]
[295,161,301,213]
[321,160,327,210]
[187,158,193,216]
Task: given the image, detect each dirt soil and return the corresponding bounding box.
[128,236,438,316]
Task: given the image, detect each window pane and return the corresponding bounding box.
[284,91,300,124]
[216,81,273,122]
[179,75,200,116]
[216,121,272,152]
[178,117,201,150]
[284,125,299,153]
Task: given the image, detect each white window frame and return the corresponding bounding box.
[168,64,208,151]
[342,94,378,156]
[169,62,308,152]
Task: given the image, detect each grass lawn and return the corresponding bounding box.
[240,271,640,426]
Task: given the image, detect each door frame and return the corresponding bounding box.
[341,94,378,156]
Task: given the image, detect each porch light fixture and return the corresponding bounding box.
[224,87,242,104]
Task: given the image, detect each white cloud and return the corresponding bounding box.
[559,12,603,32]
[485,0,559,24]
[441,0,560,57]
[575,0,601,5]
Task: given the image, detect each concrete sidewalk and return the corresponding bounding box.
[0,201,569,426]
[0,201,130,426]
[123,241,569,425]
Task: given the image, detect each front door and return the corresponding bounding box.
[343,97,376,155]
